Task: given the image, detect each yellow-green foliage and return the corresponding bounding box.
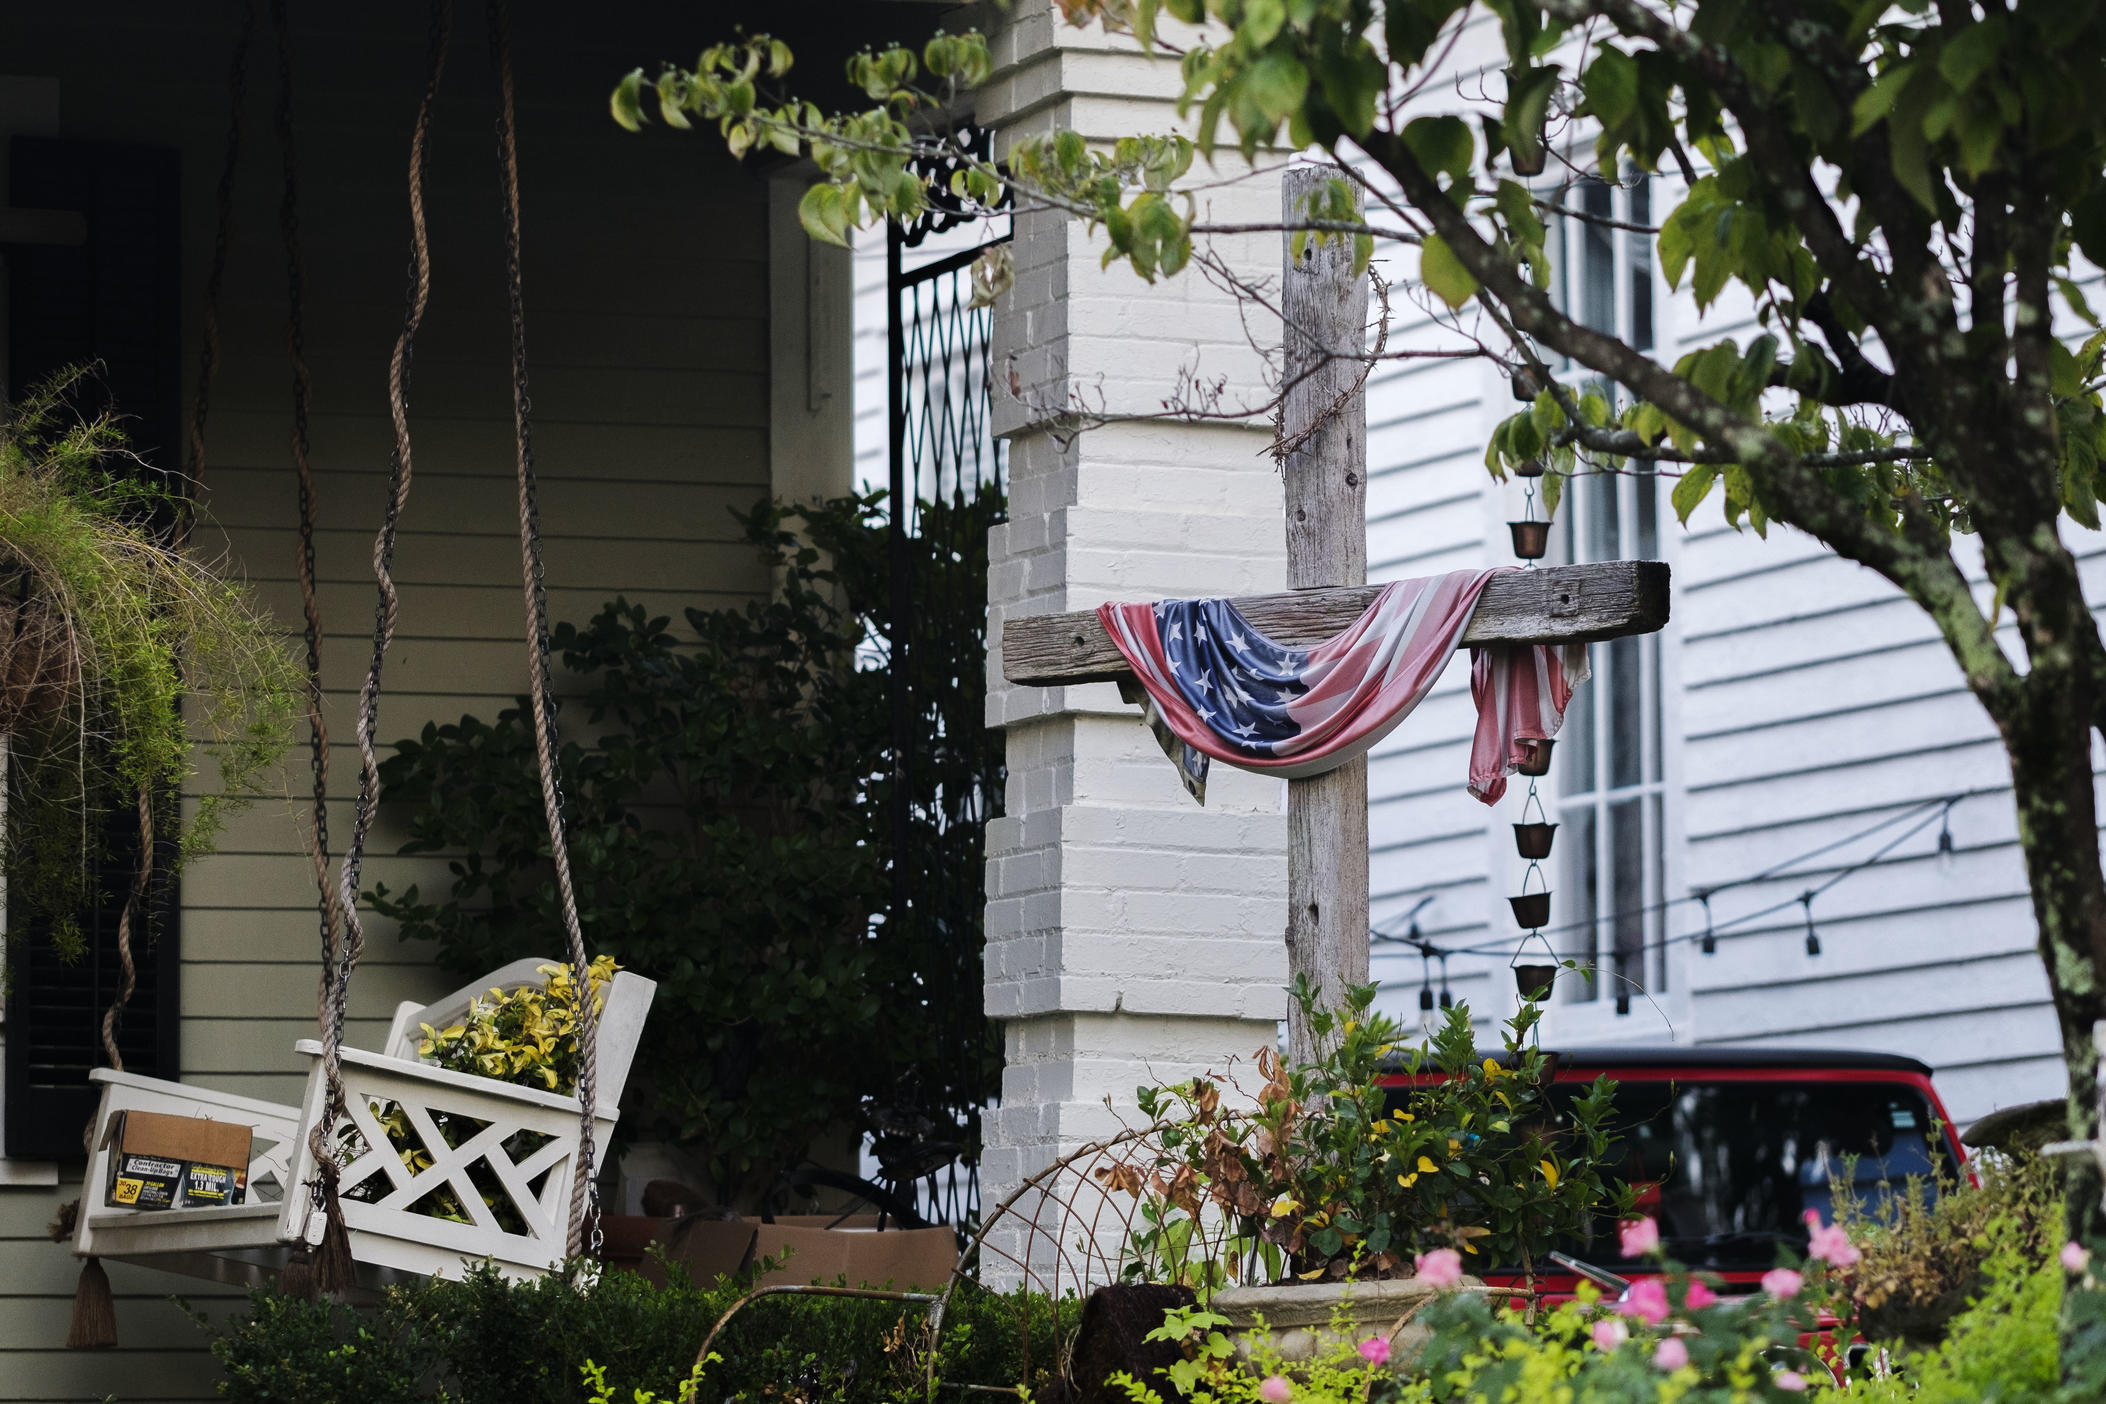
[0,368,298,954]
[1840,1226,2062,1403]
[417,955,619,1094]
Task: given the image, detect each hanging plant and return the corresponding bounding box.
[0,368,300,958]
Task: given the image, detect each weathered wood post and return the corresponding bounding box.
[1280,166,1369,1062]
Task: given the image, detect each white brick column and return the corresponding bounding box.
[977,3,1288,1286]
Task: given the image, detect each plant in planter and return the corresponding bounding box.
[338,957,620,1228]
[1119,980,1631,1291]
[0,370,298,957]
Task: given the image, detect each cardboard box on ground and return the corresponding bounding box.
[634,1214,959,1292]
[101,1109,251,1210]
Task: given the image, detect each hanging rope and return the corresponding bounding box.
[64,0,256,1353]
[268,0,341,1004]
[487,0,601,1260]
[307,0,451,1295]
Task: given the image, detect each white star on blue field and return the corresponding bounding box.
[1156,599,1309,754]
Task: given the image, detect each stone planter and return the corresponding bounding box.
[1211,1277,1485,1371]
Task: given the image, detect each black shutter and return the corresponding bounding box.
[3,137,182,1160]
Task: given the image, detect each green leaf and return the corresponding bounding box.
[610,69,646,132]
[1850,61,1916,137]
[2057,276,2099,328]
[2051,339,2084,399]
[1402,115,1475,192]
[1582,45,1638,129]
[1502,64,1562,174]
[1419,234,1478,309]
[1937,19,2005,92]
[1245,51,1310,125]
[1671,463,1718,523]
[796,182,852,247]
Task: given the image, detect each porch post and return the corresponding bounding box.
[976,2,1288,1285]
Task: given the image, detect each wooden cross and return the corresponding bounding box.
[999,169,1670,1060]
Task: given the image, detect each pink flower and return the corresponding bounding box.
[1358,1335,1392,1367]
[1619,1216,1661,1258]
[1684,1279,1718,1310]
[1803,1211,1861,1268]
[1415,1248,1465,1289]
[1619,1278,1670,1326]
[1590,1319,1629,1351]
[1259,1376,1292,1404]
[2065,1241,2093,1274]
[1775,1370,1808,1392]
[1761,1268,1804,1299]
[1653,1337,1689,1371]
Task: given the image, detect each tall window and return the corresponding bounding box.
[1548,174,1667,1009]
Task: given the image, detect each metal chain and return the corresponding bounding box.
[316,0,450,1185]
[487,0,601,1261]
[267,0,342,1029]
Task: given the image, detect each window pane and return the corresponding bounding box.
[1580,179,1615,334]
[1610,635,1642,789]
[1587,467,1621,563]
[1563,805,1599,1003]
[1562,653,1595,792]
[1637,470,1657,560]
[1628,177,1653,351]
[1650,793,1667,993]
[1611,796,1645,997]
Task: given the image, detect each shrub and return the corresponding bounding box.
[198,1261,1081,1404]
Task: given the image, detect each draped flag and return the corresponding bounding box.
[1098,569,1588,805]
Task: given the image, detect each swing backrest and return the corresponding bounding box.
[381,956,657,1111]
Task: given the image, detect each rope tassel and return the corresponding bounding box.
[65,1258,117,1350]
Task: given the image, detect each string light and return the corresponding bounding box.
[1936,807,1956,875]
[1370,791,1975,976]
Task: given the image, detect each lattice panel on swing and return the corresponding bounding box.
[322,1056,588,1263]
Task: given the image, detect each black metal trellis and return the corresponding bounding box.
[878,125,1009,1231]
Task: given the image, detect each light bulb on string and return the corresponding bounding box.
[1801,891,1821,957]
[1697,890,1716,955]
[1935,806,1956,875]
[1438,953,1453,1010]
[1418,943,1435,1013]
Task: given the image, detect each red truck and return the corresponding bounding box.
[1378,1044,1966,1299]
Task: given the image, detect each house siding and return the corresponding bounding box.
[0,4,793,1396]
[1361,18,2072,1127]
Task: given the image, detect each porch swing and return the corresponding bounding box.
[68,0,655,1298]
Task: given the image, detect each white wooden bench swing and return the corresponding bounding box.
[65,1,655,1340]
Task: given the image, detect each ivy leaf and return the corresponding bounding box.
[1419,235,1479,309]
[609,69,647,132]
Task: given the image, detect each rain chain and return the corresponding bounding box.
[1506,455,1560,1001]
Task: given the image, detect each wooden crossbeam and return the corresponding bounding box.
[1000,559,1671,686]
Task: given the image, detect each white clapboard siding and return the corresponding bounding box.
[1358,19,2081,1118]
[0,3,788,1395]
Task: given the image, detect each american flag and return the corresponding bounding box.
[1099,569,1588,805]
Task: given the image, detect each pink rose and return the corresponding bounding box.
[1619,1278,1670,1326]
[1415,1248,1465,1289]
[1653,1337,1689,1371]
[1684,1279,1718,1310]
[1776,1370,1808,1392]
[1761,1268,1804,1299]
[1804,1211,1861,1268]
[1259,1376,1292,1404]
[1590,1319,1629,1351]
[1358,1335,1392,1367]
[1619,1216,1661,1258]
[2065,1241,2093,1274]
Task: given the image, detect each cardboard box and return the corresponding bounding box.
[643,1213,957,1292]
[101,1109,250,1211]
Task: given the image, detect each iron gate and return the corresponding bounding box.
[873,133,1009,1230]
